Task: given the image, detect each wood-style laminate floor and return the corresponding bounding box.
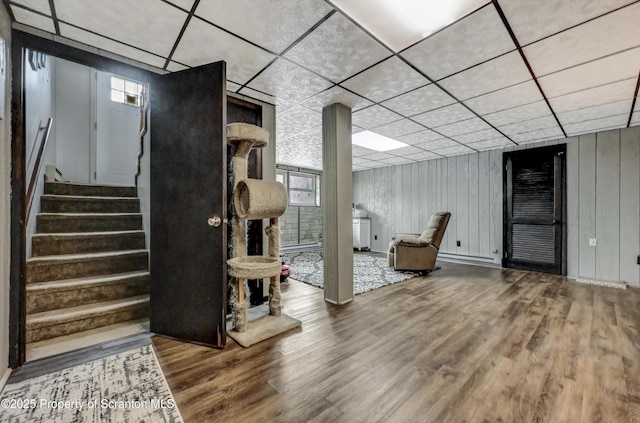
[152,261,640,423]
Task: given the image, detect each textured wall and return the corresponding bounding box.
[353,127,640,286]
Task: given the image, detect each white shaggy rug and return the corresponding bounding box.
[283,251,427,294]
[0,345,182,423]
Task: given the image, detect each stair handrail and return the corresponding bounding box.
[25,117,53,225]
[135,83,150,187]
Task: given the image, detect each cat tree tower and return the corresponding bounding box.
[226,122,301,347]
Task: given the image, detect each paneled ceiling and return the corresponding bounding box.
[6,0,640,171]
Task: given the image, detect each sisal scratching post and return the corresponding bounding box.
[226,122,301,346]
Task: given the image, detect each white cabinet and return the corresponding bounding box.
[353,218,370,251]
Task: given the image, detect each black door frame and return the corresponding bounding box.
[9,30,156,368]
[503,144,567,275]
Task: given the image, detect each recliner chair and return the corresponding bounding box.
[387,211,451,272]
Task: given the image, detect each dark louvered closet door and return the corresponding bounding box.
[504,145,566,274]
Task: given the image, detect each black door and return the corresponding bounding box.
[150,62,227,347]
[504,145,566,274]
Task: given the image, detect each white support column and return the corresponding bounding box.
[322,103,354,304]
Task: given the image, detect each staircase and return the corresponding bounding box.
[26,181,149,357]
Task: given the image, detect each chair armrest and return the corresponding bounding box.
[390,236,431,248]
[391,233,420,240]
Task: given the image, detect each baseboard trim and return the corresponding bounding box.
[0,367,12,394]
[574,277,627,289]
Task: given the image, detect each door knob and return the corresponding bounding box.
[208,215,222,227]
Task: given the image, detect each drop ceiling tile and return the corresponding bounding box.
[352,145,372,157]
[353,157,377,166]
[401,4,515,80]
[10,6,55,32]
[371,119,425,138]
[359,152,395,161]
[276,105,322,140]
[10,0,51,16]
[59,24,167,68]
[367,161,392,169]
[436,118,491,137]
[196,0,332,54]
[284,13,391,82]
[380,156,415,165]
[227,81,242,92]
[352,105,403,129]
[500,0,635,46]
[237,86,279,106]
[498,115,559,137]
[524,3,640,76]
[389,146,425,156]
[332,0,489,52]
[453,128,503,144]
[415,139,460,150]
[352,126,365,135]
[557,100,633,125]
[55,0,186,57]
[563,114,629,136]
[341,56,429,102]
[300,86,373,113]
[438,51,531,100]
[172,17,275,85]
[167,62,189,72]
[467,137,513,150]
[431,145,475,156]
[464,80,543,115]
[352,165,367,171]
[511,126,564,143]
[247,58,333,107]
[166,0,195,11]
[548,78,637,114]
[482,101,552,127]
[380,84,457,117]
[397,129,445,145]
[412,103,476,128]
[631,111,639,126]
[538,48,640,98]
[277,127,323,169]
[411,151,440,161]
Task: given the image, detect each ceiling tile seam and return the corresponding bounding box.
[2,0,16,21]
[552,93,637,115]
[520,0,640,49]
[375,82,431,104]
[547,77,638,101]
[627,70,640,127]
[492,0,567,139]
[431,49,517,83]
[162,0,200,71]
[279,10,336,56]
[535,45,640,79]
[560,112,631,126]
[7,2,49,18]
[395,2,494,54]
[191,14,278,56]
[54,19,170,65]
[48,0,59,35]
[237,12,341,94]
[395,56,516,147]
[159,0,191,13]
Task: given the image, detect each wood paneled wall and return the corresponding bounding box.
[352,149,504,263]
[353,127,640,286]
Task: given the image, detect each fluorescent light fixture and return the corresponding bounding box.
[332,0,487,51]
[352,131,409,151]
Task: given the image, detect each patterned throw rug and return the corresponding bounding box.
[283,251,432,294]
[0,345,182,423]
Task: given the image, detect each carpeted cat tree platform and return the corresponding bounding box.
[226,123,301,347]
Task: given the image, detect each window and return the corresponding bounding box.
[277,169,320,207]
[110,76,142,106]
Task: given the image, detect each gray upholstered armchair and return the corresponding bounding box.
[387,211,451,272]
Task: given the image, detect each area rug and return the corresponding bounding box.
[0,345,183,423]
[283,251,433,294]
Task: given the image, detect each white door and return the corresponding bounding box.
[95,71,140,186]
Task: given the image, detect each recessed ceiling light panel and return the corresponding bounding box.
[352,130,409,151]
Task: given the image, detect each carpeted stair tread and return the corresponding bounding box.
[44,181,137,197]
[27,271,149,313]
[28,295,150,326]
[32,230,146,256]
[37,213,142,233]
[26,250,149,284]
[41,194,140,213]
